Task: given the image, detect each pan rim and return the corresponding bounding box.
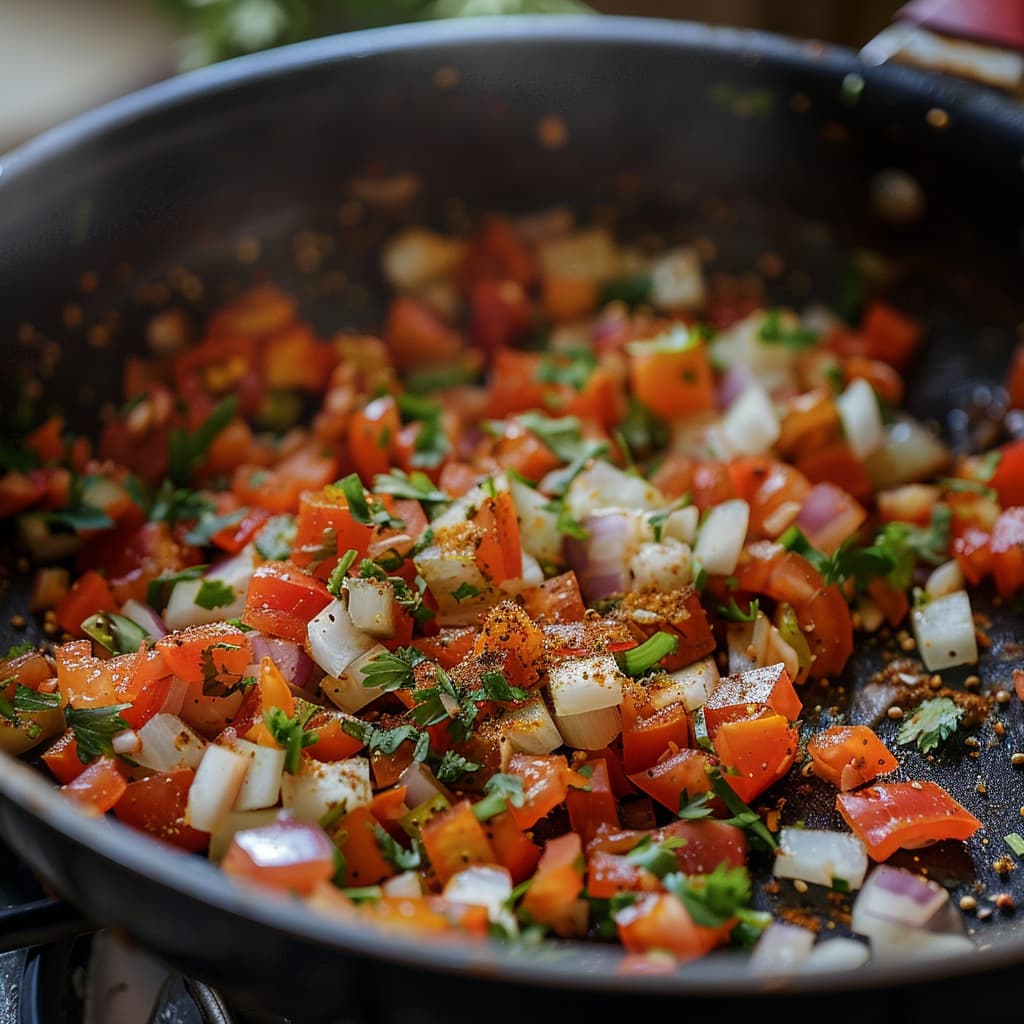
[1,10,1023,1001]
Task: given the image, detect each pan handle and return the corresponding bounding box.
[860,0,1024,94]
[0,896,92,954]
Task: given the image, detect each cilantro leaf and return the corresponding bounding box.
[65,703,132,763]
[373,823,422,871]
[472,773,526,821]
[194,579,237,611]
[184,507,248,547]
[534,347,598,393]
[253,513,296,561]
[716,597,759,623]
[13,684,61,713]
[434,749,481,784]
[408,665,458,729]
[896,696,964,753]
[148,480,215,526]
[663,864,760,929]
[472,671,529,704]
[264,704,318,774]
[5,642,36,659]
[342,719,430,763]
[359,646,426,693]
[451,582,481,603]
[146,565,207,611]
[677,790,715,821]
[708,768,776,851]
[624,835,686,878]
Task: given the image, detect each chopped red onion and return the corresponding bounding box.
[158,677,188,718]
[795,483,866,554]
[398,761,449,807]
[851,864,950,933]
[716,365,751,410]
[251,636,314,690]
[119,599,168,640]
[564,511,635,603]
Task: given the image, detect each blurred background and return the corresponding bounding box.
[1,0,905,154]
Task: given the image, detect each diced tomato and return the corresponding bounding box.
[42,730,85,784]
[55,570,115,638]
[712,711,799,803]
[952,526,993,587]
[485,349,549,419]
[156,621,253,684]
[241,563,332,643]
[119,675,173,731]
[483,810,541,884]
[629,339,715,421]
[210,507,272,555]
[114,769,209,852]
[628,748,717,813]
[519,831,585,936]
[806,725,898,790]
[489,422,562,481]
[615,892,732,962]
[620,695,690,775]
[419,800,496,885]
[459,216,537,290]
[54,640,118,708]
[990,507,1024,598]
[566,759,619,842]
[174,335,264,420]
[702,663,802,738]
[507,753,577,830]
[836,781,982,861]
[797,441,873,504]
[859,300,922,372]
[222,816,336,894]
[471,492,522,585]
[385,296,463,370]
[336,804,397,887]
[469,279,535,352]
[60,755,128,816]
[292,485,374,578]
[304,708,365,762]
[519,571,587,625]
[232,443,338,514]
[473,601,545,689]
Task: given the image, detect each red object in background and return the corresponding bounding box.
[898,0,1024,52]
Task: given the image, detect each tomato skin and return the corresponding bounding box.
[232,444,338,515]
[55,570,115,638]
[471,492,522,585]
[702,663,802,737]
[628,748,717,813]
[336,805,397,887]
[42,730,85,784]
[419,800,496,885]
[620,695,690,775]
[473,601,545,689]
[60,756,128,816]
[519,831,586,936]
[989,507,1024,597]
[565,759,620,842]
[629,342,715,421]
[114,769,209,852]
[519,571,587,625]
[836,781,982,861]
[806,725,898,790]
[156,621,253,684]
[483,810,541,884]
[712,711,799,804]
[241,563,332,643]
[507,753,576,830]
[385,296,463,370]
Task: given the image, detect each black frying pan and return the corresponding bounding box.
[1,15,1023,1023]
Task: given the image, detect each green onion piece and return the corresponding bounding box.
[616,631,679,676]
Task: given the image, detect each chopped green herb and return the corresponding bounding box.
[13,684,61,714]
[254,513,296,561]
[358,559,432,624]
[624,835,686,878]
[342,719,430,763]
[146,565,207,611]
[677,790,715,821]
[896,697,963,753]
[758,309,818,350]
[616,631,679,676]
[618,396,669,460]
[372,469,450,514]
[326,548,359,597]
[534,347,598,393]
[472,773,526,821]
[5,643,36,660]
[708,768,776,851]
[194,578,236,611]
[263,704,318,774]
[663,864,761,930]
[184,507,248,546]
[451,582,481,603]
[716,597,760,623]
[360,646,426,692]
[373,823,422,871]
[149,480,215,526]
[65,703,132,764]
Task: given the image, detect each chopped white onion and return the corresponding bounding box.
[537,227,619,283]
[565,462,665,521]
[306,599,376,679]
[502,697,564,755]
[320,643,390,714]
[720,382,780,457]
[382,871,425,899]
[692,499,749,577]
[773,827,869,891]
[135,713,207,773]
[649,246,706,312]
[414,542,491,626]
[186,743,250,833]
[707,310,799,395]
[344,577,396,638]
[509,476,564,566]
[381,227,466,289]
[658,505,699,546]
[443,865,514,927]
[564,509,647,603]
[119,599,168,640]
[628,539,692,592]
[547,653,625,716]
[398,760,449,808]
[225,736,286,811]
[553,704,622,749]
[925,559,965,600]
[748,922,816,975]
[647,656,720,712]
[111,729,141,756]
[864,415,950,489]
[910,589,978,671]
[836,378,885,461]
[280,757,372,824]
[799,937,871,973]
[163,548,255,631]
[208,809,281,864]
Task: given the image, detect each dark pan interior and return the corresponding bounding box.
[1,16,1023,1021]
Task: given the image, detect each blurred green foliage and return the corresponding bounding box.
[155,0,593,68]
